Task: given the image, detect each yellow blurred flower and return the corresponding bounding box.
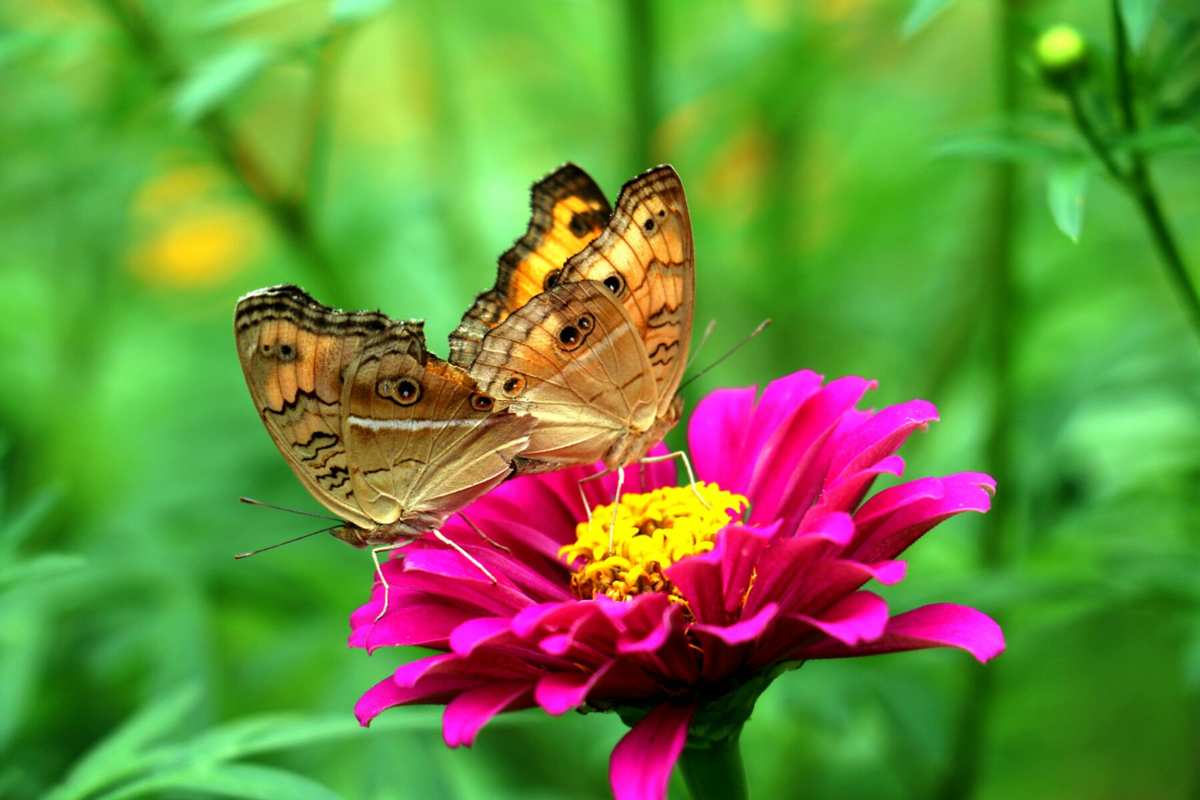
[132,207,262,288]
[130,164,263,288]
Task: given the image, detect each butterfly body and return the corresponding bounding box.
[235,285,533,545]
[452,164,694,474]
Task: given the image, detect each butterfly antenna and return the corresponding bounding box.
[684,319,718,370]
[679,318,772,392]
[239,496,341,523]
[234,523,341,560]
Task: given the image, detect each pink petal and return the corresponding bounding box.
[400,545,502,583]
[355,661,476,726]
[797,511,855,547]
[442,683,530,747]
[850,473,996,563]
[746,376,875,523]
[793,591,889,646]
[801,455,906,523]
[350,601,472,653]
[827,399,938,478]
[688,385,758,486]
[667,523,780,625]
[394,653,458,689]
[511,602,570,637]
[692,602,779,645]
[610,703,694,800]
[733,371,826,492]
[618,602,680,654]
[534,662,613,715]
[449,617,512,656]
[801,603,1005,663]
[354,676,408,726]
[867,559,907,585]
[780,558,907,614]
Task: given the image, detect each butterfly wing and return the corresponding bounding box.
[342,324,534,531]
[469,280,658,470]
[449,163,611,367]
[234,285,388,529]
[559,165,694,420]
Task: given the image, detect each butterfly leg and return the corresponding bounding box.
[457,511,511,554]
[576,467,612,522]
[639,450,711,509]
[433,529,499,584]
[608,466,625,552]
[371,541,413,622]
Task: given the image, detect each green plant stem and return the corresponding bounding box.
[1066,85,1200,338]
[623,0,657,168]
[1065,88,1125,181]
[678,733,747,800]
[1109,0,1200,342]
[934,1,1019,797]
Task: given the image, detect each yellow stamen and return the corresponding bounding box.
[559,482,748,603]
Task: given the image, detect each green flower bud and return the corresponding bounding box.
[1036,24,1088,88]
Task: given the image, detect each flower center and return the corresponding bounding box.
[559,482,748,602]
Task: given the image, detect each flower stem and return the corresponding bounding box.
[622,0,658,169]
[1061,3,1200,343]
[933,2,1020,798]
[1109,0,1200,342]
[679,733,748,800]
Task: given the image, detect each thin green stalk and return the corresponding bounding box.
[1065,87,1125,181]
[678,734,747,800]
[1065,83,1200,339]
[934,1,1020,797]
[1109,0,1200,341]
[622,0,657,168]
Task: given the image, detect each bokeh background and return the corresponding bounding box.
[4,0,1200,797]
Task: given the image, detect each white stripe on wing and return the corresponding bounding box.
[347,416,479,432]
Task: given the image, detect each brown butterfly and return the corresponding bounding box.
[450,165,694,479]
[234,285,534,593]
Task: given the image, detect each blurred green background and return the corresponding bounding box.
[3,0,1200,797]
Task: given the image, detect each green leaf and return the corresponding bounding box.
[195,0,303,31]
[173,45,271,123]
[1114,124,1200,156]
[0,552,84,590]
[332,0,392,24]
[0,486,60,551]
[934,132,1065,163]
[100,763,339,800]
[1118,0,1161,52]
[179,709,437,762]
[1047,161,1090,242]
[47,686,201,800]
[901,0,956,38]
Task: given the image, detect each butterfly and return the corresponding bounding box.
[234,285,535,575]
[450,163,612,366]
[449,164,694,478]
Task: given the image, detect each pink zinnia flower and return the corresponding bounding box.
[350,371,1003,800]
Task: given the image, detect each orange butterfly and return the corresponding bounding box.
[450,165,695,481]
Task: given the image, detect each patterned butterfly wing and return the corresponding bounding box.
[468,280,658,471]
[559,165,694,421]
[234,285,387,529]
[342,324,534,534]
[449,163,611,367]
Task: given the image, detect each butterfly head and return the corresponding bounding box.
[332,525,373,549]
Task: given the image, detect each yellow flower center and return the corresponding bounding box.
[559,482,748,603]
